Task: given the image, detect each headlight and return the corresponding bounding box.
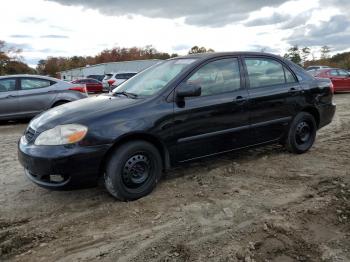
[34,124,88,146]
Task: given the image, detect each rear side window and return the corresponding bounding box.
[338,70,349,77]
[330,70,338,76]
[245,58,295,88]
[105,74,113,80]
[0,79,16,92]
[285,69,296,83]
[21,78,51,90]
[186,58,241,96]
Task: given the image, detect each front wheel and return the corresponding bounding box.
[104,141,162,201]
[285,112,317,154]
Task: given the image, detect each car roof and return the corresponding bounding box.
[107,72,138,74]
[0,74,60,81]
[170,51,284,61]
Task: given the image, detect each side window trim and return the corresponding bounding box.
[19,77,52,90]
[242,55,298,89]
[181,56,244,98]
[0,78,19,92]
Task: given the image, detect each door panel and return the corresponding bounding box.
[0,78,19,119]
[171,57,251,162]
[243,57,299,143]
[18,78,57,116]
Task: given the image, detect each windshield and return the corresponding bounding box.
[112,59,197,96]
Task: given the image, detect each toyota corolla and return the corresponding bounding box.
[18,52,335,201]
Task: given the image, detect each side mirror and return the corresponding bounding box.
[176,83,201,98]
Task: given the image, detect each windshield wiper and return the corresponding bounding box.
[113,91,138,99]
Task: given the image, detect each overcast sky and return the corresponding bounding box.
[1,0,349,67]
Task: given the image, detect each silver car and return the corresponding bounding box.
[0,75,88,120]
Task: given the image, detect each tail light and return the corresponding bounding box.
[107,79,115,86]
[329,81,334,94]
[69,85,87,93]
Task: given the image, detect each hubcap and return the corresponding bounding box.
[295,121,311,145]
[122,154,151,188]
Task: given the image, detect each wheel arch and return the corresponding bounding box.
[301,106,320,128]
[99,132,171,176]
[51,100,71,108]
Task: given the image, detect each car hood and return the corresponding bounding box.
[30,95,140,132]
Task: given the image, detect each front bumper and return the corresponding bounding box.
[18,138,111,189]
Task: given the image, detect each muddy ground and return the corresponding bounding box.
[0,94,349,262]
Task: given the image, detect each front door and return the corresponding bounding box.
[242,56,300,144]
[0,78,19,119]
[171,57,250,162]
[18,77,57,117]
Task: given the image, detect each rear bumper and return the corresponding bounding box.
[18,138,111,189]
[318,102,336,129]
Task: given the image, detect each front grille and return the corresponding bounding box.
[25,127,36,143]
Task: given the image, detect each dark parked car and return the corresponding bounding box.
[71,78,103,93]
[0,75,88,121]
[18,52,335,201]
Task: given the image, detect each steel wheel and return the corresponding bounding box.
[122,153,153,189]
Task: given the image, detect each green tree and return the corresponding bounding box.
[188,46,215,54]
[284,45,302,65]
[0,40,34,75]
[320,45,331,60]
[301,47,311,65]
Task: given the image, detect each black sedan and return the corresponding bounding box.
[18,52,336,201]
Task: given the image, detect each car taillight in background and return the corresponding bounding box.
[69,85,87,93]
[107,79,115,86]
[330,82,335,94]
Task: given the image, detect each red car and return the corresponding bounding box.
[71,78,103,93]
[314,68,350,92]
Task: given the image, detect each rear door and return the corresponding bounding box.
[337,69,350,90]
[18,77,57,117]
[328,69,344,90]
[172,57,251,162]
[0,78,19,119]
[243,56,301,144]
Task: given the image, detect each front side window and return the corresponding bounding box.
[0,79,16,92]
[21,78,51,90]
[186,58,241,96]
[245,58,288,88]
[113,59,197,96]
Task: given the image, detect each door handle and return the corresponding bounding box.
[234,96,247,104]
[288,87,299,93]
[6,95,15,98]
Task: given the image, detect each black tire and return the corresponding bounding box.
[285,112,317,154]
[104,141,162,201]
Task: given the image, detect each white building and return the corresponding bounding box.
[59,59,161,81]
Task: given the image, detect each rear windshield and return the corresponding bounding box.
[104,74,113,80]
[115,73,137,79]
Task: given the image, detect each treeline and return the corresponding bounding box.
[283,45,350,69]
[37,45,215,77]
[2,38,350,77]
[37,45,180,77]
[0,40,36,75]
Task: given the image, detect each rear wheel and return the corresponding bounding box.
[104,141,162,201]
[285,112,317,154]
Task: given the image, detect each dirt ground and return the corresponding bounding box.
[0,94,349,262]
